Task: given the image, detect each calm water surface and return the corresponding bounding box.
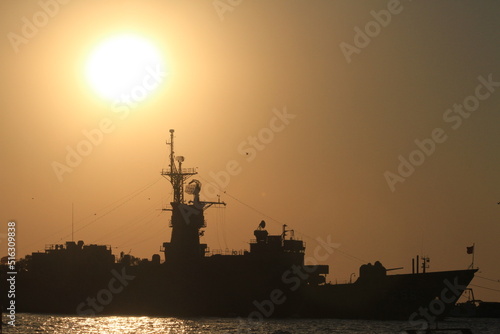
[2,314,500,334]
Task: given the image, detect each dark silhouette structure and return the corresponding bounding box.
[449,288,500,318]
[0,130,477,319]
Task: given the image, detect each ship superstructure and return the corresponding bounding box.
[160,128,214,262]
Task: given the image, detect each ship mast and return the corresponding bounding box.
[161,129,197,205]
[160,129,226,262]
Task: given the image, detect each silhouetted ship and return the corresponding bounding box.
[449,289,500,318]
[1,130,477,320]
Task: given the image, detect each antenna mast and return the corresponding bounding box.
[161,129,197,204]
[72,203,74,242]
[160,129,226,262]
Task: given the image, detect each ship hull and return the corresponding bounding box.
[299,269,477,320]
[2,258,476,320]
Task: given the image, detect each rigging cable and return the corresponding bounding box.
[23,177,162,252]
[476,275,500,283]
[58,177,162,241]
[93,197,164,244]
[116,211,165,249]
[469,284,500,293]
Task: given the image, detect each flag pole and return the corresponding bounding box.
[472,243,475,269]
[72,202,74,242]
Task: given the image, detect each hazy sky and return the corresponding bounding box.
[1,1,499,302]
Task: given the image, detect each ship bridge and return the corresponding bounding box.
[249,221,305,264]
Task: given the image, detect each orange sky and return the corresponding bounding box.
[1,0,499,302]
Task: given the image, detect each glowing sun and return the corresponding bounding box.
[85,34,165,102]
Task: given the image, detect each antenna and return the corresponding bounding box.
[259,220,266,229]
[71,203,74,242]
[168,129,175,175]
[161,129,198,204]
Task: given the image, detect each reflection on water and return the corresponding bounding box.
[41,316,178,334]
[2,313,500,334]
[12,315,208,334]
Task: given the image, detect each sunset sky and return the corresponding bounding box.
[1,1,499,302]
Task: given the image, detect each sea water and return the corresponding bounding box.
[1,314,500,334]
